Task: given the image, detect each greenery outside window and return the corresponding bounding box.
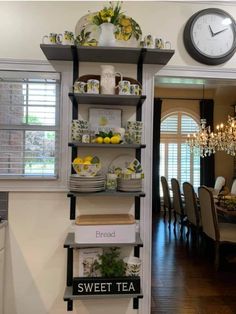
[0,71,60,179]
[160,111,200,193]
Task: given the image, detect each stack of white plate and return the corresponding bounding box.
[117,178,142,192]
[69,174,105,192]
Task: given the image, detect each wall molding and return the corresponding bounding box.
[156,65,236,81]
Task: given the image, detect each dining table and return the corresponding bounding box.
[215,202,236,223]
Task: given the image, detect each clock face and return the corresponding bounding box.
[184,8,236,65]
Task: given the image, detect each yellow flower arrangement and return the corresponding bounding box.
[91,2,142,42]
[92,2,122,26]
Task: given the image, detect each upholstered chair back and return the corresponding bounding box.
[161,176,172,210]
[183,182,200,226]
[198,186,219,241]
[230,179,236,195]
[171,178,183,216]
[214,176,225,194]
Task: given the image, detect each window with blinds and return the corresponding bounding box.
[0,71,60,178]
[160,112,200,194]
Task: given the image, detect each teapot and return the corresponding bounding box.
[100,65,122,95]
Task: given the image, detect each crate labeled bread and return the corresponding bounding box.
[74,214,136,244]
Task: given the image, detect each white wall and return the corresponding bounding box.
[1,1,236,68]
[1,1,236,314]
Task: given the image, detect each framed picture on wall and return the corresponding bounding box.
[78,248,103,277]
[89,108,122,132]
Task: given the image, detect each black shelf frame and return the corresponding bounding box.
[39,44,175,312]
[68,45,146,311]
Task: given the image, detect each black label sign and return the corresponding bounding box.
[73,277,140,295]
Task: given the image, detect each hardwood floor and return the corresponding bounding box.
[151,214,236,314]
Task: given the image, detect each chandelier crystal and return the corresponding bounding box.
[186,116,236,158]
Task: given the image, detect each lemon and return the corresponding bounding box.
[84,155,93,162]
[104,137,111,144]
[83,160,91,165]
[111,136,121,144]
[96,137,104,144]
[73,157,83,164]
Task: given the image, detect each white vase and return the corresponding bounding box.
[98,23,116,47]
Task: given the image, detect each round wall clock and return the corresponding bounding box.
[183,8,236,65]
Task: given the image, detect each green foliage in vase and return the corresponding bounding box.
[75,28,97,46]
[93,247,126,277]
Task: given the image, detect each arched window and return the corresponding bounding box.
[160,111,200,192]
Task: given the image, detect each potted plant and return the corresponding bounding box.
[93,247,126,277]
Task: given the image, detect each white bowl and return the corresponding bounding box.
[72,163,101,177]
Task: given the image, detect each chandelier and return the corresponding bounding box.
[187,116,236,158]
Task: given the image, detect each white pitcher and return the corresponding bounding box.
[100,65,122,95]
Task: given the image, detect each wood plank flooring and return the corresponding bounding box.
[151,214,236,314]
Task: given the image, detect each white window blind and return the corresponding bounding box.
[0,71,60,178]
[160,111,200,193]
[161,114,178,133]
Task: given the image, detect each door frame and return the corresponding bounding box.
[152,65,236,214]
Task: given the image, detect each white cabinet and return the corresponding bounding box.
[0,225,6,314]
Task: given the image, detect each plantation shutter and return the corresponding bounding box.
[160,112,200,193]
[0,71,60,178]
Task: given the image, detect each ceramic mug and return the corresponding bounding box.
[123,256,142,276]
[57,31,74,45]
[130,84,141,96]
[42,33,61,45]
[87,79,100,94]
[118,80,130,95]
[144,34,154,48]
[74,81,87,93]
[127,121,143,131]
[62,31,74,45]
[155,38,172,49]
[106,173,117,190]
[71,120,89,141]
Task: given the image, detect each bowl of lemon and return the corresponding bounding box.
[72,155,101,177]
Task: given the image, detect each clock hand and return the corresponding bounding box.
[209,25,214,37]
[213,28,228,37]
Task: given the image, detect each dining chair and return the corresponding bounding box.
[224,179,236,199]
[198,186,236,270]
[209,176,226,197]
[171,178,185,229]
[160,176,172,224]
[183,182,201,239]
